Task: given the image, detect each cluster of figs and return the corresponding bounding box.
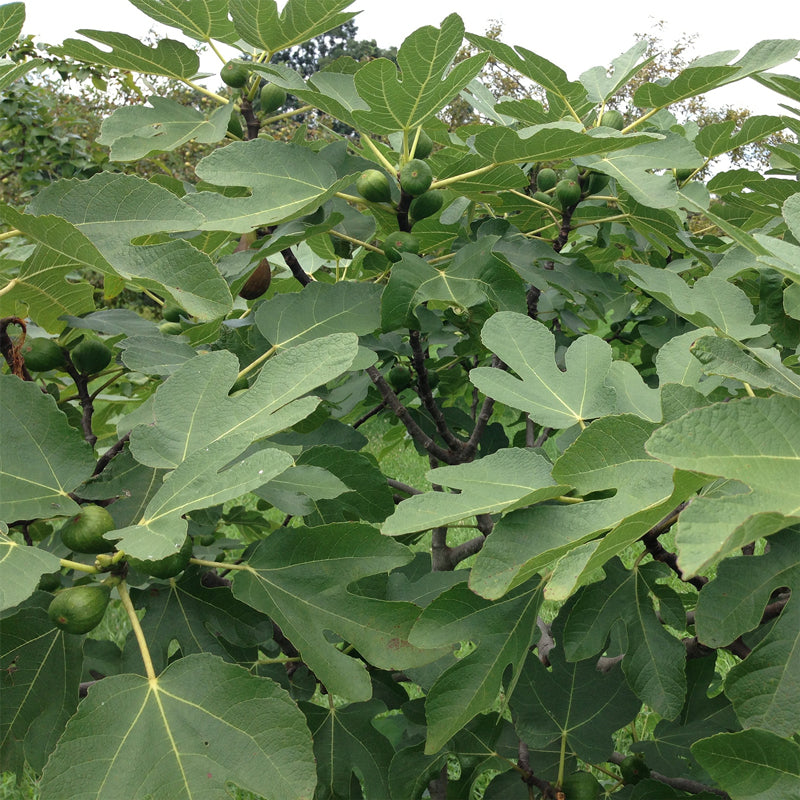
[220,59,288,138]
[355,129,442,263]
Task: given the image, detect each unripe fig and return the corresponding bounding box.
[399,159,433,196]
[409,190,444,222]
[20,337,64,372]
[48,585,110,635]
[162,305,184,323]
[388,364,412,391]
[383,231,419,262]
[221,61,249,88]
[260,82,286,114]
[60,504,117,554]
[599,109,625,129]
[555,178,581,207]
[126,536,193,580]
[70,338,112,375]
[356,169,392,203]
[560,771,601,799]
[411,129,433,159]
[536,168,558,192]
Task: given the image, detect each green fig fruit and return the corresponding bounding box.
[260,82,286,114]
[220,61,249,89]
[599,109,625,129]
[383,231,419,262]
[555,178,581,208]
[20,337,65,372]
[159,322,183,335]
[48,585,110,635]
[70,338,112,375]
[536,168,558,192]
[60,504,117,554]
[409,190,444,221]
[399,159,433,196]
[162,305,184,323]
[126,536,193,580]
[227,112,243,139]
[620,754,650,785]
[411,129,433,159]
[356,169,392,203]
[388,364,412,391]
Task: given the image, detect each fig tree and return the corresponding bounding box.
[60,504,117,554]
[409,190,444,222]
[383,231,419,262]
[48,585,111,635]
[260,82,286,114]
[356,169,392,203]
[20,337,65,372]
[555,178,581,207]
[399,159,433,196]
[70,338,112,375]
[536,168,558,192]
[221,61,249,88]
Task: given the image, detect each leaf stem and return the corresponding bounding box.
[184,79,229,105]
[118,580,156,681]
[429,164,496,190]
[0,278,19,297]
[261,104,315,126]
[237,344,278,379]
[189,557,251,571]
[59,558,99,574]
[361,135,397,174]
[0,228,21,242]
[329,229,385,254]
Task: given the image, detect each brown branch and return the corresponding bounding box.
[462,356,504,459]
[281,247,312,286]
[447,535,486,567]
[92,433,130,476]
[366,365,459,464]
[610,753,730,798]
[387,479,422,496]
[352,400,387,429]
[409,330,464,451]
[640,502,708,591]
[517,741,553,796]
[239,96,260,141]
[430,527,450,571]
[396,190,412,233]
[61,352,97,448]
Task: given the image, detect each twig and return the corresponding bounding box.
[366,366,459,464]
[281,247,312,286]
[609,753,730,798]
[409,330,464,451]
[352,400,387,428]
[92,433,130,476]
[387,479,422,496]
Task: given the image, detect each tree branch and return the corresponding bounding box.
[92,433,130,476]
[281,246,312,286]
[366,365,460,464]
[610,752,730,798]
[409,329,464,451]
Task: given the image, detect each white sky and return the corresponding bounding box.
[19,0,800,115]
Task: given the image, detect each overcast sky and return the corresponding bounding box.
[20,0,800,115]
